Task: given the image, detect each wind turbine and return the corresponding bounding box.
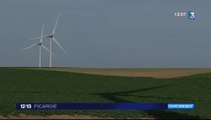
[30,13,67,67]
[22,24,50,67]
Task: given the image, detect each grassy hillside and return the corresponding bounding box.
[0,68,210,119]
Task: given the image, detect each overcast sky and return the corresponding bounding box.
[0,0,211,68]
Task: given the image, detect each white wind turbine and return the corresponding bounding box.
[22,24,50,67]
[30,13,67,67]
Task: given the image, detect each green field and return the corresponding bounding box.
[0,68,210,119]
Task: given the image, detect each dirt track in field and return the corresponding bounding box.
[0,114,102,119]
[0,114,152,119]
[31,68,211,78]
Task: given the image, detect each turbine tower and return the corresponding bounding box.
[22,24,50,67]
[31,13,67,67]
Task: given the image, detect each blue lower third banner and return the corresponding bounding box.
[16,103,194,110]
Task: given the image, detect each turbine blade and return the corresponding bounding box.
[21,43,38,51]
[41,45,56,56]
[52,13,61,35]
[52,37,68,55]
[30,36,42,41]
[40,24,44,43]
[30,35,48,41]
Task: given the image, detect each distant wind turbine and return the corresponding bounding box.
[22,24,50,67]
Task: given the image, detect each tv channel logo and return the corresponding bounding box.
[188,11,195,20]
[168,103,195,110]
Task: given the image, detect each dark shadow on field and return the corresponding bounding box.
[93,85,169,102]
[92,85,200,119]
[118,94,193,101]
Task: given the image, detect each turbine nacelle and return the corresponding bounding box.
[48,35,54,38]
[38,43,42,46]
